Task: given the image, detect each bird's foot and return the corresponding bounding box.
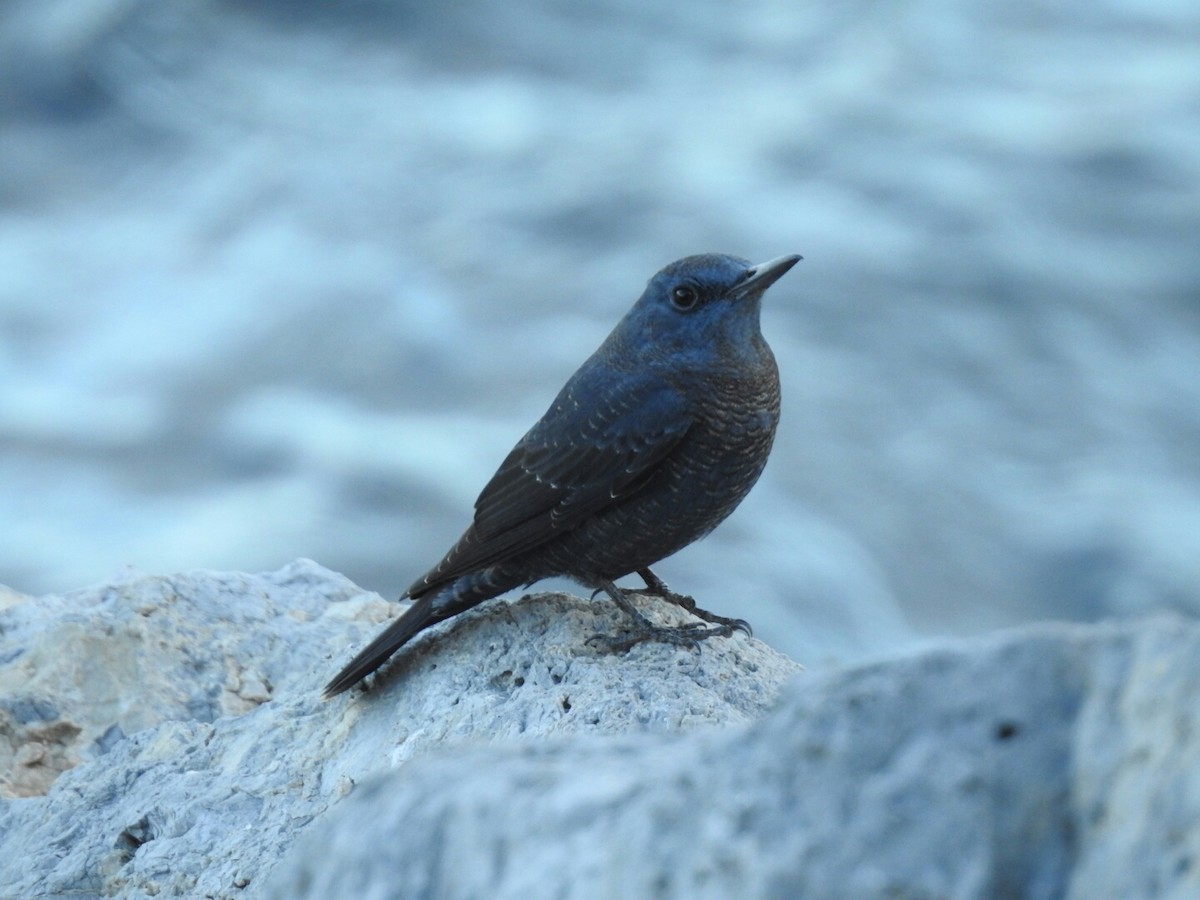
[634,568,752,637]
[587,619,739,654]
[586,576,748,654]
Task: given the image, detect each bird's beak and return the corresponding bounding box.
[733,254,802,298]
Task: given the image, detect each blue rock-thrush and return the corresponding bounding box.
[324,252,801,696]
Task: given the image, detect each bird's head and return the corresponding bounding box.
[613,253,801,372]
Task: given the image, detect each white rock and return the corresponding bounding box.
[0,561,800,897]
[5,562,1197,900]
[266,615,1200,900]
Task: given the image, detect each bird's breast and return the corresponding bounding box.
[523,361,781,582]
[671,365,780,493]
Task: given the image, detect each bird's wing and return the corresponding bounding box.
[407,368,691,597]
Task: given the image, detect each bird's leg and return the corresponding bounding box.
[636,567,752,637]
[587,578,743,653]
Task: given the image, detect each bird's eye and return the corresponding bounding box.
[670,285,699,311]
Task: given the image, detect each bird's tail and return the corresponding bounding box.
[322,568,522,697]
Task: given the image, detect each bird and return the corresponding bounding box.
[324,252,801,697]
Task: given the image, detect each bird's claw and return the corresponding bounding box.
[709,616,752,638]
[587,621,737,654]
[731,618,752,637]
[634,569,752,637]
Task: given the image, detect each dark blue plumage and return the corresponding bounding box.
[324,252,800,697]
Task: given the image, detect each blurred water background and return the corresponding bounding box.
[1,0,1197,667]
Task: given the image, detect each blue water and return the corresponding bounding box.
[2,0,1197,666]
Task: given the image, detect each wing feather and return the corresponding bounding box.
[407,367,690,597]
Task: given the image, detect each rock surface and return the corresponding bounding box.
[0,561,800,897]
[269,615,1200,900]
[2,562,1198,900]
